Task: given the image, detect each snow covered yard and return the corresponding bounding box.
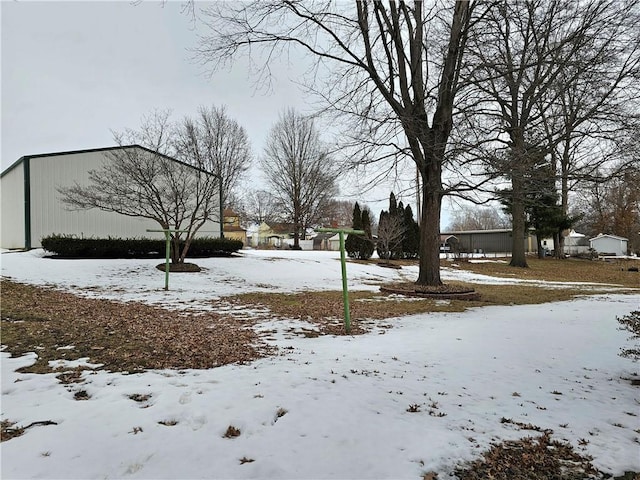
[1,249,639,479]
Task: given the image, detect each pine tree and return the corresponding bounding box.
[376,210,391,260]
[360,207,375,259]
[391,199,405,259]
[345,202,362,258]
[402,204,420,259]
[389,192,398,216]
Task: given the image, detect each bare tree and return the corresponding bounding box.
[574,163,640,254]
[320,199,356,228]
[197,1,475,286]
[376,211,405,264]
[538,1,640,256]
[243,189,279,225]
[464,0,640,267]
[174,105,252,209]
[446,204,510,231]
[262,109,339,249]
[59,110,220,264]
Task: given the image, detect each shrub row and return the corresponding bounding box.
[41,234,243,259]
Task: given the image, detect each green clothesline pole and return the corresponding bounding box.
[317,227,365,334]
[147,229,190,290]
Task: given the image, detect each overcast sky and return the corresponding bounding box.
[1,1,453,226]
[1,1,309,166]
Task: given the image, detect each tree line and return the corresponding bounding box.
[194,0,639,285]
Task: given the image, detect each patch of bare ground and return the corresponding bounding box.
[1,280,272,374]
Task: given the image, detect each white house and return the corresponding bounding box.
[589,233,629,257]
[541,230,590,256]
[0,146,222,249]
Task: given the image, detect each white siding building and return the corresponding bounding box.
[589,234,629,257]
[1,146,222,249]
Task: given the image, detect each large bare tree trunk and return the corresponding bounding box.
[510,172,528,268]
[197,1,472,287]
[417,180,442,285]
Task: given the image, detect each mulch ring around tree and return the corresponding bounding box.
[155,262,201,272]
[380,282,480,300]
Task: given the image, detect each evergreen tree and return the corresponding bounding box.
[345,202,362,258]
[499,161,575,259]
[391,200,405,259]
[360,207,375,259]
[389,192,398,216]
[345,202,374,259]
[376,210,391,260]
[402,204,420,259]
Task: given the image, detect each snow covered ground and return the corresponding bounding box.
[1,249,639,479]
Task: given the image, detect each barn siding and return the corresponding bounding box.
[29,151,167,246]
[0,160,26,249]
[442,229,536,254]
[1,147,221,249]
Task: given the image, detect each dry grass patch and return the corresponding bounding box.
[1,419,58,442]
[447,256,640,288]
[223,282,594,333]
[1,420,24,442]
[1,280,271,373]
[454,432,603,480]
[223,425,241,438]
[223,290,468,333]
[469,283,592,305]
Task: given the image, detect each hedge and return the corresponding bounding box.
[40,234,243,259]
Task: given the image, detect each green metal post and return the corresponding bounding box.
[316,227,365,334]
[147,228,191,291]
[338,231,351,333]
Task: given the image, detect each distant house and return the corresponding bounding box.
[0,145,221,249]
[222,209,247,246]
[256,222,293,247]
[313,232,338,251]
[563,230,590,256]
[540,230,590,256]
[313,225,355,251]
[589,234,628,257]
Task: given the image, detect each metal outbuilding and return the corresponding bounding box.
[440,229,537,255]
[1,145,222,249]
[589,234,629,257]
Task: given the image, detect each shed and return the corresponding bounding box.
[440,234,459,252]
[0,145,222,249]
[440,229,537,255]
[313,232,336,250]
[589,234,628,257]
